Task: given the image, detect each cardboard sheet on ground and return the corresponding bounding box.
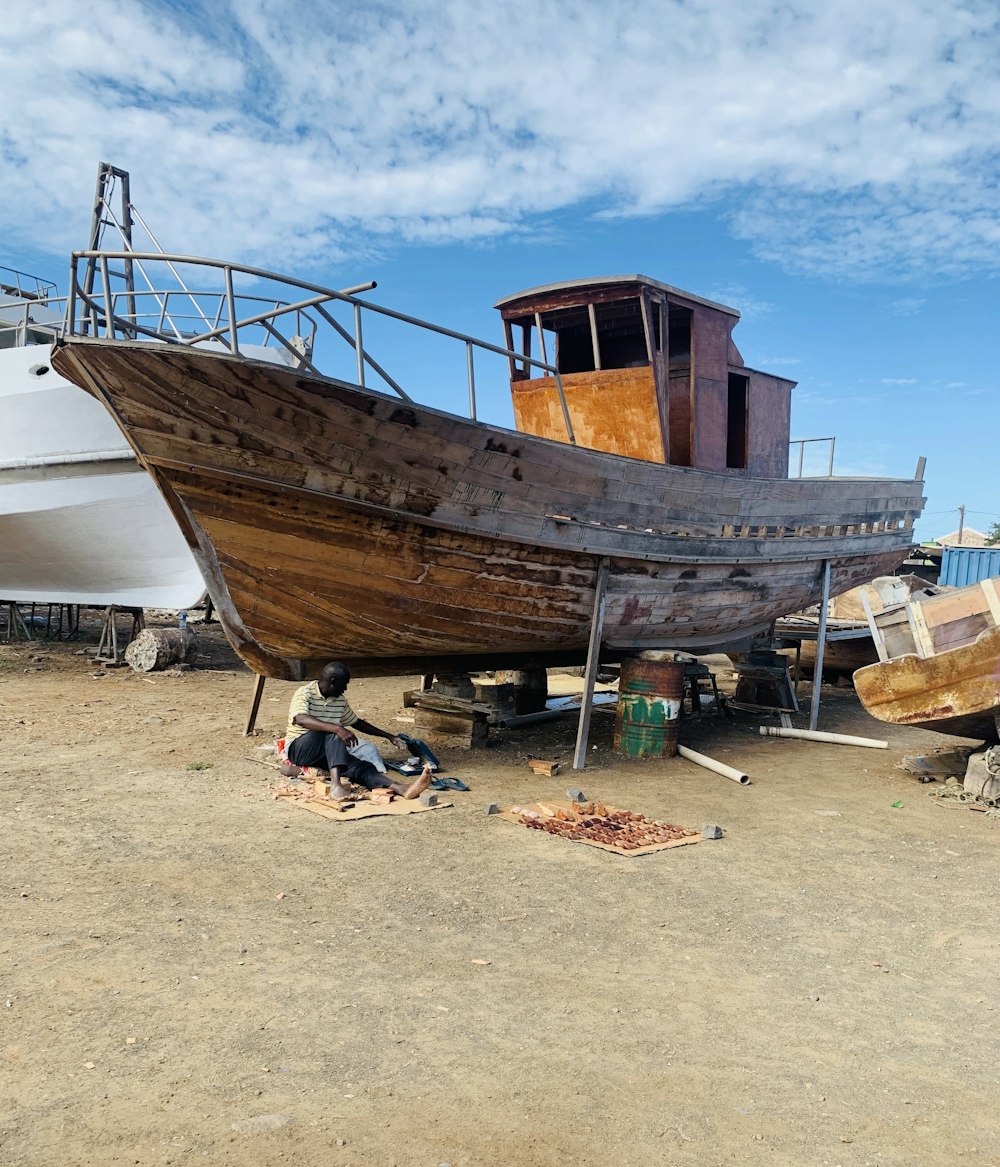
[498,800,703,857]
[277,793,452,823]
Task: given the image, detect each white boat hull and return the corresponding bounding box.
[0,344,206,607]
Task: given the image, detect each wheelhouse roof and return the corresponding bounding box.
[494,274,740,319]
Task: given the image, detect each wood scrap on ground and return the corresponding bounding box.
[274,780,451,822]
[498,800,703,856]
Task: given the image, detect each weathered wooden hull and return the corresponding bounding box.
[52,340,922,680]
[854,629,1000,741]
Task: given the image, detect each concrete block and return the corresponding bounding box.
[419,791,438,807]
[566,787,586,803]
[484,802,500,815]
[963,748,1000,801]
[701,823,724,840]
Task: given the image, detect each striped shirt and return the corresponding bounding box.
[285,680,358,743]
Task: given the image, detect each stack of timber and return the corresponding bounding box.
[410,690,491,749]
[51,250,926,682]
[854,577,1000,741]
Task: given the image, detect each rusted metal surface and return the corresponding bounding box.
[854,627,1000,741]
[614,656,685,758]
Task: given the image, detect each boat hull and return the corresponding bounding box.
[0,345,206,608]
[52,340,922,679]
[854,629,1000,742]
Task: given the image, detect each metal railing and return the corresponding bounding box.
[0,264,58,302]
[0,295,67,349]
[66,250,577,443]
[789,436,835,477]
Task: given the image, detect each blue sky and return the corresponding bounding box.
[3,0,999,544]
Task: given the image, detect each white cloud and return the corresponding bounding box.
[2,0,1000,280]
[889,297,926,316]
[880,377,918,384]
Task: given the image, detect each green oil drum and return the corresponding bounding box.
[613,652,685,759]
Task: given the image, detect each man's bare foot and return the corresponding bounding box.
[328,782,353,801]
[402,764,433,800]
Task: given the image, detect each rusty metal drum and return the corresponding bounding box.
[614,652,685,758]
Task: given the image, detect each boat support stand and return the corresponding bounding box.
[573,557,610,771]
[808,560,831,732]
[245,673,266,736]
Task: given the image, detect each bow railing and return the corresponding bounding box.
[66,250,576,441]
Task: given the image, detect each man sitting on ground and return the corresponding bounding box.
[285,661,432,801]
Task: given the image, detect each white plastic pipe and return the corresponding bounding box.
[759,726,888,749]
[677,744,750,785]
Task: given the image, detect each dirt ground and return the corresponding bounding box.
[2,611,999,1167]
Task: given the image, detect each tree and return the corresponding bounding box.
[986,521,1000,546]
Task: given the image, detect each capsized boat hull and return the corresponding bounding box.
[854,629,1000,742]
[0,344,206,607]
[52,340,922,680]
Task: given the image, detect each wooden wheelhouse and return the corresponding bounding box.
[496,275,794,476]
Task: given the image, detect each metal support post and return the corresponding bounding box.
[573,557,610,771]
[809,560,832,732]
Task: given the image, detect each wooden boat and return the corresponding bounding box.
[854,578,1000,741]
[50,257,924,680]
[0,268,206,608]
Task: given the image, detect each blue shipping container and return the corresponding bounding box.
[939,545,1000,588]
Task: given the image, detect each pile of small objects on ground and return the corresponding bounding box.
[511,801,698,850]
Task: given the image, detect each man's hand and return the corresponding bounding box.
[334,725,358,747]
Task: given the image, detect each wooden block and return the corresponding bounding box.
[474,681,518,718]
[527,758,562,777]
[414,705,489,749]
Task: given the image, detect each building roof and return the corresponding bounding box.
[935,527,990,548]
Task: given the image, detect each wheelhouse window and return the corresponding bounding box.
[511,296,651,378]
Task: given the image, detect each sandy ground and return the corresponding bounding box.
[2,612,999,1167]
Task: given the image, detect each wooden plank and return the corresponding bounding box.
[907,602,935,660]
[860,590,890,663]
[980,578,1000,627]
[244,673,266,736]
[919,588,991,630]
[414,705,489,749]
[527,759,562,776]
[510,368,664,463]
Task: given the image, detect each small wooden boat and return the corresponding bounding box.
[51,254,924,680]
[854,578,1000,741]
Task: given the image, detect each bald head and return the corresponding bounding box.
[318,661,350,697]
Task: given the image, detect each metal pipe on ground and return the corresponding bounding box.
[499,708,570,729]
[759,726,888,749]
[677,744,750,785]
